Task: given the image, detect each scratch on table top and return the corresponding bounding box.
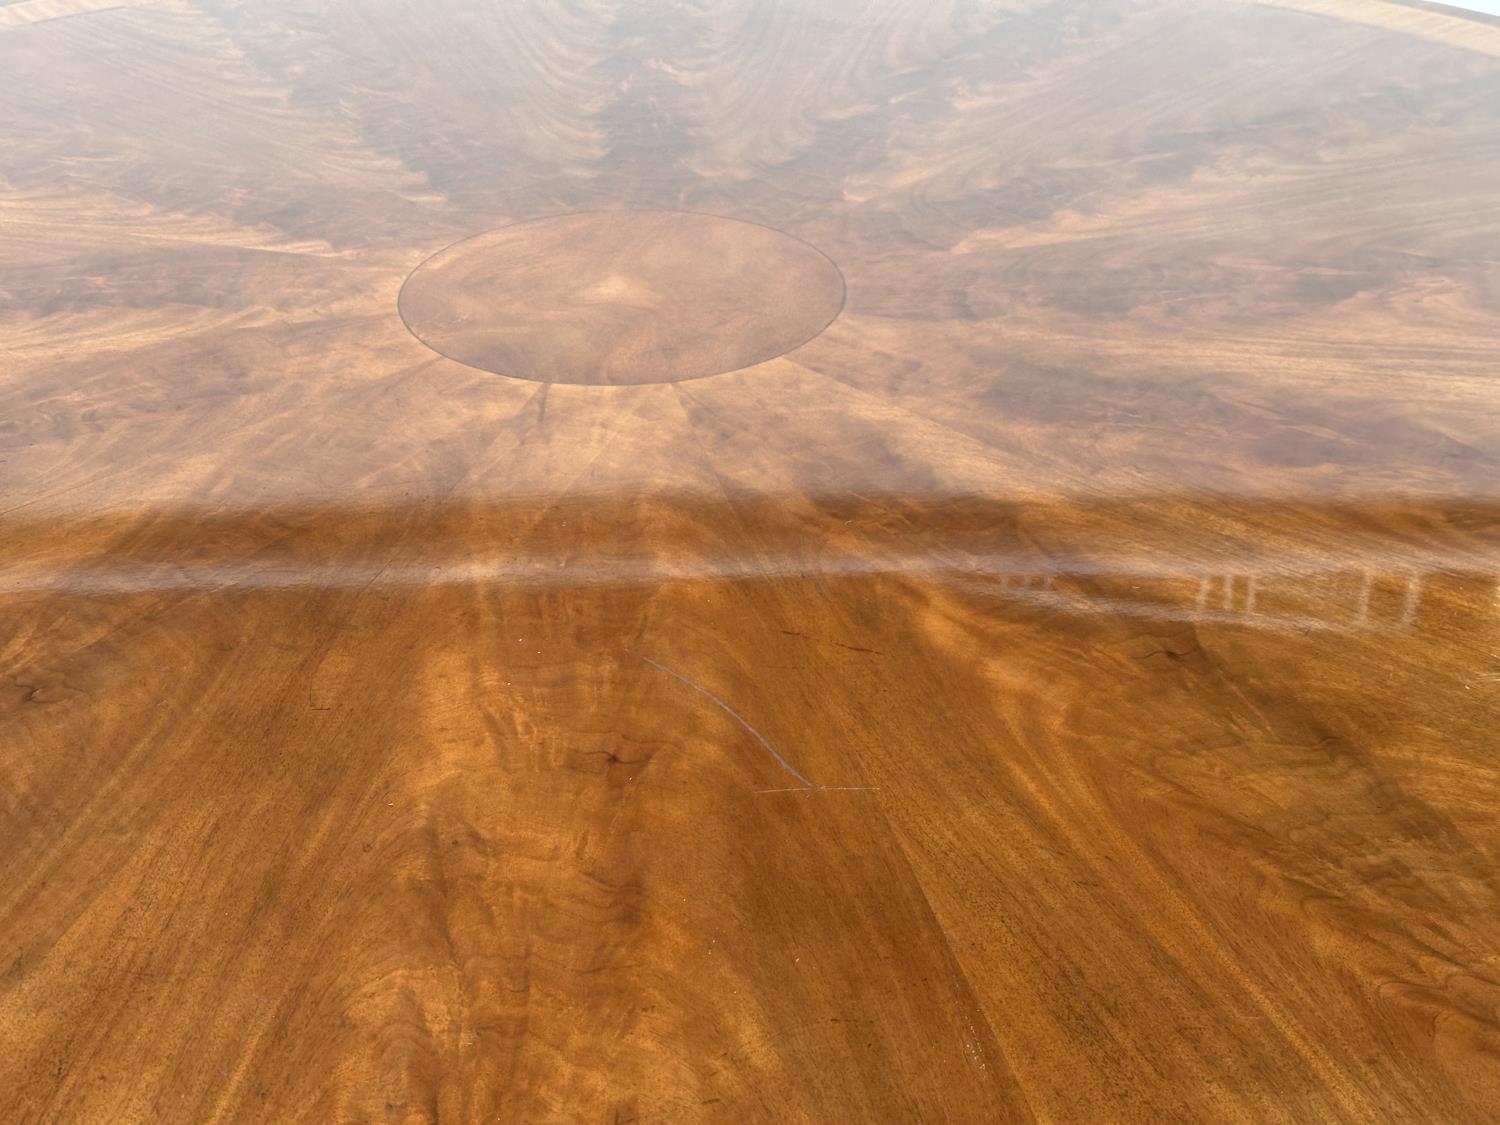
[642,655,814,789]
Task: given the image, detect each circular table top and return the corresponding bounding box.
[2,1,1499,1121]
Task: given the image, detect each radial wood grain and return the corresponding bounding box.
[398,212,846,384]
[3,0,1500,1122]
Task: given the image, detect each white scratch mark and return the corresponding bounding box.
[642,656,814,789]
[755,786,880,795]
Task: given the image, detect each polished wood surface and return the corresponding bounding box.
[398,212,846,384]
[3,0,1500,1120]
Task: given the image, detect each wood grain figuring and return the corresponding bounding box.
[398,212,846,385]
[0,0,152,31]
[3,0,1500,1121]
[1259,0,1500,54]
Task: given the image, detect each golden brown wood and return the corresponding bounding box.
[398,212,846,385]
[3,0,1500,1121]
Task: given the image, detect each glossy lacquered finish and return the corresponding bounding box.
[3,0,1500,1121]
[398,212,847,384]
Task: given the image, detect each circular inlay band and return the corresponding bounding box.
[397,211,847,386]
